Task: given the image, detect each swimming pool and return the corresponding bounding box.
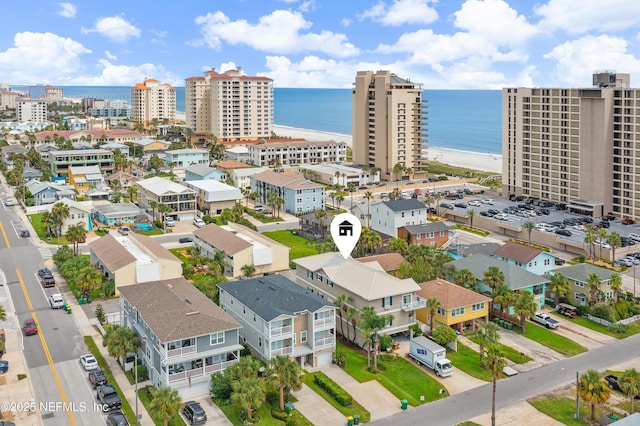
[134,223,153,231]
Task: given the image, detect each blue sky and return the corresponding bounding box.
[1,0,640,89]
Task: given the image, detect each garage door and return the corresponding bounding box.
[179,213,195,221]
[317,351,333,366]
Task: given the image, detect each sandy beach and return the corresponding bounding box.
[273,124,503,174]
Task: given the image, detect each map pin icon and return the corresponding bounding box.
[330,213,362,259]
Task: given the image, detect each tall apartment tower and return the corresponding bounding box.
[352,70,427,181]
[130,78,176,124]
[502,71,640,219]
[16,99,47,122]
[185,67,273,140]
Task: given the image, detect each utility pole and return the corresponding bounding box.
[575,371,580,419]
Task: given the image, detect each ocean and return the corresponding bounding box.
[21,86,503,154]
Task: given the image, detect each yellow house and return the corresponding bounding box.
[135,138,171,153]
[416,279,491,333]
[68,165,105,195]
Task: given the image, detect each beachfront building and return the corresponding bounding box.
[298,163,380,186]
[502,71,640,220]
[352,70,427,181]
[131,78,176,125]
[34,129,143,146]
[185,67,273,139]
[16,99,47,122]
[246,140,347,167]
[250,170,323,214]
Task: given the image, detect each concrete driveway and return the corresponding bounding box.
[495,329,566,372]
[468,400,564,426]
[292,384,346,425]
[540,309,616,350]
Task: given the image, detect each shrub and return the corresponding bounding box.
[607,323,630,334]
[182,264,195,280]
[438,175,448,181]
[313,372,352,407]
[94,304,106,325]
[576,305,590,317]
[409,323,423,337]
[286,418,298,426]
[240,343,252,357]
[101,281,115,298]
[53,245,74,266]
[590,303,614,322]
[133,365,148,381]
[210,372,232,399]
[380,353,397,362]
[266,390,279,407]
[379,335,392,352]
[271,410,288,421]
[202,215,216,224]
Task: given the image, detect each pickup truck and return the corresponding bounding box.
[532,313,560,329]
[605,374,621,391]
[96,384,122,411]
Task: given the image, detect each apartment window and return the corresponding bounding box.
[437,306,446,316]
[307,270,314,280]
[451,307,465,317]
[301,331,307,343]
[381,296,393,308]
[317,274,324,283]
[575,281,584,288]
[210,332,225,345]
[471,303,485,312]
[327,279,334,287]
[254,313,257,322]
[259,337,262,347]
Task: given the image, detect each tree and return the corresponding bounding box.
[547,272,570,307]
[103,325,140,366]
[149,200,159,221]
[158,203,172,224]
[359,306,393,369]
[359,228,382,255]
[608,231,621,263]
[586,272,602,305]
[267,189,279,216]
[345,306,356,343]
[425,297,441,332]
[483,266,505,291]
[431,325,457,346]
[347,182,357,211]
[584,225,597,261]
[609,273,622,301]
[333,294,353,339]
[618,368,640,414]
[388,237,408,255]
[467,209,476,229]
[231,377,265,422]
[483,344,507,426]
[578,369,611,421]
[149,154,164,172]
[240,264,256,279]
[149,386,183,426]
[473,322,500,362]
[65,224,87,255]
[523,221,536,246]
[596,227,608,259]
[76,265,103,299]
[454,268,479,292]
[492,284,515,317]
[393,162,405,181]
[0,304,6,321]
[314,209,328,240]
[269,355,302,412]
[363,191,373,227]
[51,202,70,238]
[513,290,537,332]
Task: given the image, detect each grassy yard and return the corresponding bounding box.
[515,321,587,357]
[215,398,313,426]
[339,342,445,407]
[445,342,492,382]
[169,247,192,264]
[468,337,532,364]
[550,312,640,339]
[28,213,72,245]
[303,372,370,423]
[138,386,187,426]
[136,228,164,236]
[263,230,319,266]
[528,395,590,425]
[245,209,284,223]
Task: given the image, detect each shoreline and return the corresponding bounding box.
[273,124,503,174]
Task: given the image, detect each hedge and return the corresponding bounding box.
[313,371,352,407]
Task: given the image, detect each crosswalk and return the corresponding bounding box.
[38,247,53,261]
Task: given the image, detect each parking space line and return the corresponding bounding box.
[0,221,9,248]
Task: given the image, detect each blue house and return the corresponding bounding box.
[164,149,209,168]
[251,170,323,215]
[493,242,557,275]
[184,164,226,182]
[25,180,76,206]
[93,202,144,226]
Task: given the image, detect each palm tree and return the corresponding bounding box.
[269,355,302,412]
[65,224,87,255]
[578,369,611,421]
[347,183,357,211]
[51,202,70,238]
[359,228,382,255]
[363,191,373,227]
[158,203,172,224]
[359,306,392,369]
[454,268,478,292]
[76,265,103,300]
[434,193,442,215]
[335,194,345,210]
[333,294,353,338]
[426,297,441,332]
[104,325,140,366]
[346,307,356,343]
[584,225,597,261]
[393,163,405,181]
[618,368,640,414]
[523,220,536,246]
[608,231,621,264]
[547,272,570,307]
[424,195,435,218]
[328,191,337,209]
[388,237,408,255]
[149,386,183,426]
[609,273,622,302]
[314,209,328,239]
[127,186,137,202]
[483,266,505,291]
[467,209,476,229]
[267,189,279,215]
[149,200,159,221]
[596,228,608,260]
[473,322,500,362]
[483,344,507,426]
[231,376,265,421]
[240,264,256,278]
[513,290,537,332]
[586,272,602,305]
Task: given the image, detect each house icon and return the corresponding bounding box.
[338,220,353,236]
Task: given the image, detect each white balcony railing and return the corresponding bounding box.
[270,325,292,338]
[402,297,427,312]
[166,345,196,359]
[168,357,239,383]
[314,335,335,349]
[270,347,293,357]
[314,317,335,328]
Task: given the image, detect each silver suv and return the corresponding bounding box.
[118,226,129,236]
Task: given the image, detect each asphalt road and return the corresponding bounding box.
[373,331,640,426]
[0,200,106,425]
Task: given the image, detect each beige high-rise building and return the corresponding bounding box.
[185,67,273,140]
[502,71,640,219]
[130,78,176,124]
[16,99,47,122]
[352,70,427,181]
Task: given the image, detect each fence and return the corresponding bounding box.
[585,313,640,327]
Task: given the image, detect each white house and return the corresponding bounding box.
[365,199,428,238]
[184,180,242,215]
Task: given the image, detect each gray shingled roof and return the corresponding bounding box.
[218,275,334,322]
[382,199,425,212]
[402,222,450,234]
[450,254,547,290]
[185,164,216,177]
[554,263,618,282]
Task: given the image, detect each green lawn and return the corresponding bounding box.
[550,312,640,339]
[515,321,587,357]
[263,230,319,266]
[138,386,187,426]
[303,372,371,423]
[455,422,482,426]
[468,337,532,364]
[215,398,313,426]
[136,228,164,236]
[245,209,284,223]
[28,213,72,245]
[338,342,445,407]
[445,342,492,382]
[528,395,590,425]
[169,247,192,264]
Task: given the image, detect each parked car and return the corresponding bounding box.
[494,213,509,221]
[106,411,129,426]
[555,229,573,237]
[178,237,193,244]
[482,199,494,205]
[598,220,610,228]
[49,293,64,309]
[253,205,263,211]
[96,384,122,411]
[622,218,636,225]
[164,218,176,227]
[80,354,99,371]
[440,203,454,210]
[555,303,577,318]
[487,209,500,216]
[192,218,205,228]
[20,230,30,238]
[531,313,560,329]
[23,318,37,336]
[182,401,208,425]
[38,268,53,278]
[629,233,640,242]
[593,241,612,250]
[117,226,129,236]
[604,374,621,391]
[4,198,14,206]
[454,202,468,209]
[468,200,481,207]
[0,359,8,373]
[89,369,108,388]
[41,275,56,288]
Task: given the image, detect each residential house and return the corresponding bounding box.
[1,145,28,170]
[164,149,209,168]
[119,278,243,399]
[100,142,130,157]
[184,164,226,182]
[71,141,93,150]
[362,199,428,238]
[225,146,250,163]
[25,180,76,206]
[215,160,252,174]
[251,170,323,215]
[193,223,290,278]
[68,165,107,197]
[136,177,197,221]
[551,263,619,306]
[92,203,144,227]
[247,140,347,166]
[356,253,406,273]
[450,254,547,311]
[397,222,452,247]
[294,252,425,345]
[416,279,491,333]
[299,212,334,241]
[229,167,269,189]
[494,242,557,275]
[34,129,143,146]
[104,170,143,191]
[47,149,115,175]
[184,180,242,215]
[219,275,337,367]
[451,242,502,258]
[46,198,93,233]
[89,232,182,291]
[133,138,171,154]
[22,166,43,182]
[35,143,58,155]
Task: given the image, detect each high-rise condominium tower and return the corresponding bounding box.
[130,78,176,124]
[185,67,273,140]
[502,71,640,219]
[352,70,427,181]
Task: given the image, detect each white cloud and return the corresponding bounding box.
[69,60,182,86]
[0,32,90,84]
[104,50,117,61]
[219,62,239,73]
[543,35,640,86]
[298,0,316,12]
[535,0,640,34]
[58,2,77,18]
[194,10,359,57]
[359,0,438,26]
[82,16,141,42]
